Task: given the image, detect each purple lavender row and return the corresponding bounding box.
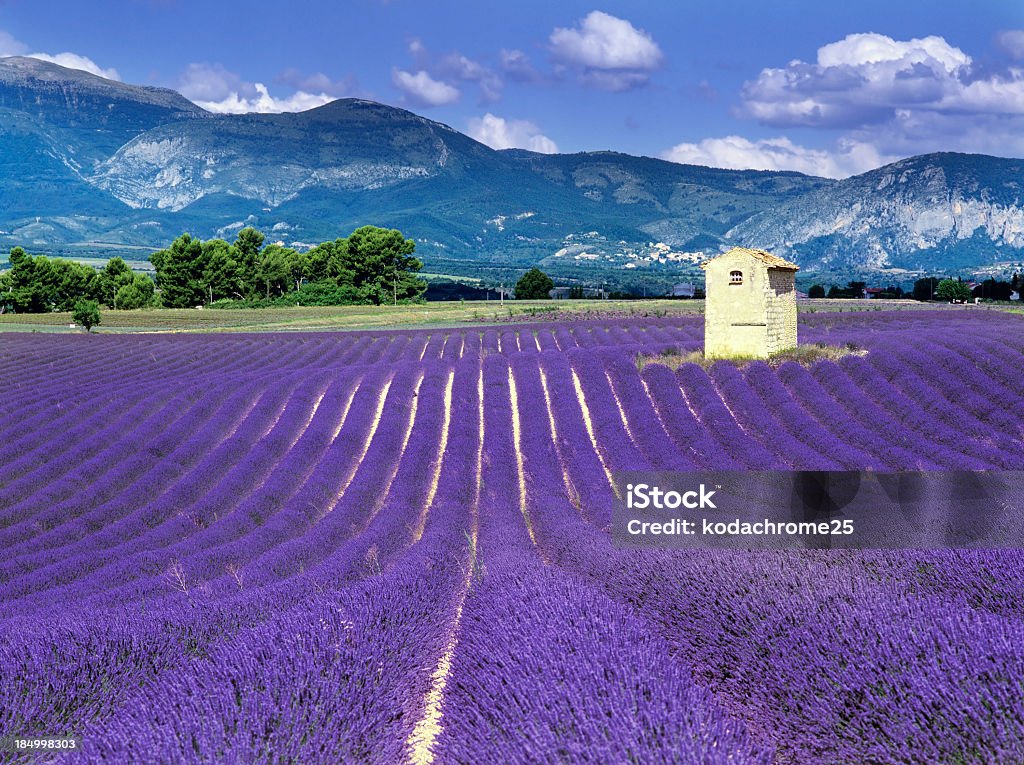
[0,384,211,553]
[114,372,366,598]
[462,330,482,358]
[220,365,421,594]
[525,485,1024,764]
[778,361,946,470]
[909,336,1024,440]
[58,548,466,763]
[554,326,578,351]
[706,362,838,470]
[676,363,782,469]
[530,328,553,351]
[342,361,459,569]
[743,361,885,469]
[433,559,773,765]
[848,354,1012,467]
[0,388,150,515]
[437,406,771,765]
[807,361,976,470]
[477,353,533,558]
[0,374,302,608]
[0,374,145,452]
[641,363,743,469]
[276,364,445,590]
[566,349,651,472]
[536,352,621,525]
[942,334,1024,400]
[510,354,579,517]
[195,366,391,590]
[374,333,411,364]
[283,360,477,596]
[63,368,396,609]
[0,380,263,584]
[499,329,519,356]
[399,333,430,361]
[864,548,1024,622]
[0,336,210,409]
[601,352,697,470]
[896,340,1022,436]
[0,389,170,504]
[419,332,447,361]
[267,362,465,596]
[153,370,369,598]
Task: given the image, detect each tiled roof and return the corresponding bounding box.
[700,247,799,271]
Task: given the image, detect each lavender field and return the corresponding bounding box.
[3,310,1024,764]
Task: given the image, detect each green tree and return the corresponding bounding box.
[255,244,295,299]
[0,248,100,312]
[114,274,156,309]
[304,239,340,283]
[334,226,425,305]
[200,238,244,302]
[233,227,265,296]
[98,257,134,307]
[808,284,825,299]
[515,267,554,300]
[913,277,940,301]
[972,278,1013,301]
[72,299,101,332]
[935,278,972,303]
[151,234,206,308]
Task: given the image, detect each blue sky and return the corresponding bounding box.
[2,0,1023,177]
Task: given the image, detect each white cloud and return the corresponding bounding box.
[408,38,427,59]
[661,135,896,179]
[0,30,119,80]
[742,32,1024,128]
[177,62,242,102]
[816,33,970,72]
[399,39,502,104]
[731,31,1024,167]
[194,83,333,114]
[500,49,538,82]
[25,52,120,80]
[177,63,336,113]
[0,30,28,56]
[550,11,663,71]
[997,30,1024,61]
[438,53,503,102]
[392,68,460,106]
[468,113,558,153]
[277,68,357,98]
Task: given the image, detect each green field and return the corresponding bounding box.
[0,298,987,334]
[0,300,699,333]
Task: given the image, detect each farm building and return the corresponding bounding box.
[702,246,799,359]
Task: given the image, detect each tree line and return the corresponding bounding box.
[152,225,426,308]
[0,225,427,313]
[0,248,154,313]
[807,273,1022,303]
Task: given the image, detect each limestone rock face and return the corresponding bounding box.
[727,153,1024,271]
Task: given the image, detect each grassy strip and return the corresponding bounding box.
[0,298,980,334]
[636,342,868,371]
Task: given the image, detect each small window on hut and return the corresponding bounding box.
[729,270,743,285]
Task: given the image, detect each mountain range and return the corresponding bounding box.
[2,55,1023,282]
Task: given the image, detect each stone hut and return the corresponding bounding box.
[701,247,799,359]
